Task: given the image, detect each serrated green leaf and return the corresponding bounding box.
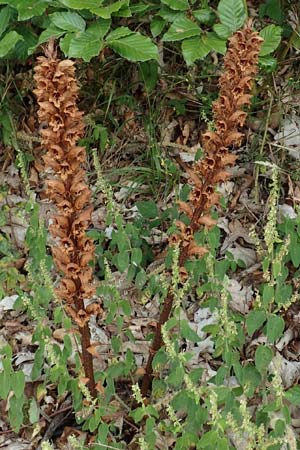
[246,310,266,335]
[50,11,85,32]
[255,345,273,374]
[59,32,73,55]
[13,25,37,61]
[67,30,104,61]
[91,0,128,18]
[203,32,226,54]
[16,0,47,20]
[34,26,65,49]
[136,200,158,218]
[284,386,300,405]
[59,0,103,8]
[0,30,23,57]
[217,0,246,32]
[167,363,184,386]
[199,430,218,446]
[262,284,274,306]
[106,26,133,41]
[193,8,215,24]
[180,319,201,343]
[162,16,200,42]
[0,6,12,38]
[266,314,284,343]
[213,23,231,39]
[88,18,111,39]
[182,36,210,65]
[243,364,261,396]
[161,0,189,11]
[259,55,277,72]
[150,16,165,38]
[108,31,158,61]
[259,25,282,56]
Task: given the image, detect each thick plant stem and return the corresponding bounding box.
[141,25,263,397]
[81,323,97,398]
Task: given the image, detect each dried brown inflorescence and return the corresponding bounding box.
[34,41,101,397]
[175,26,263,265]
[141,25,263,396]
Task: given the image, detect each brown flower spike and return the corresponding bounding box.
[34,41,100,397]
[141,25,263,396]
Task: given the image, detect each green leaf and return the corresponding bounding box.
[259,25,282,56]
[131,248,143,266]
[255,345,273,374]
[246,310,266,335]
[139,60,158,92]
[0,369,10,399]
[182,36,210,65]
[0,5,12,38]
[284,386,300,405]
[13,25,37,61]
[161,0,189,11]
[106,26,133,41]
[266,314,284,343]
[8,394,24,432]
[50,11,86,32]
[242,364,261,396]
[199,430,218,447]
[136,200,158,218]
[16,0,47,20]
[117,251,129,272]
[162,16,200,42]
[29,398,40,423]
[135,269,147,289]
[259,55,277,72]
[180,320,200,343]
[59,0,103,8]
[31,344,44,381]
[91,0,128,18]
[262,284,274,306]
[290,241,300,267]
[150,16,165,38]
[67,29,104,61]
[59,32,73,55]
[88,18,111,39]
[34,26,66,48]
[107,30,158,62]
[0,30,23,57]
[217,0,247,32]
[202,32,226,54]
[11,371,25,398]
[213,23,231,39]
[167,363,184,386]
[193,8,215,24]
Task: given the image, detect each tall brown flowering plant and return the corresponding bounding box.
[141,24,263,396]
[34,41,101,398]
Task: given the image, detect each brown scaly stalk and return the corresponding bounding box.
[141,24,263,397]
[34,41,101,398]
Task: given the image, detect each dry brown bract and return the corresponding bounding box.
[33,41,99,396]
